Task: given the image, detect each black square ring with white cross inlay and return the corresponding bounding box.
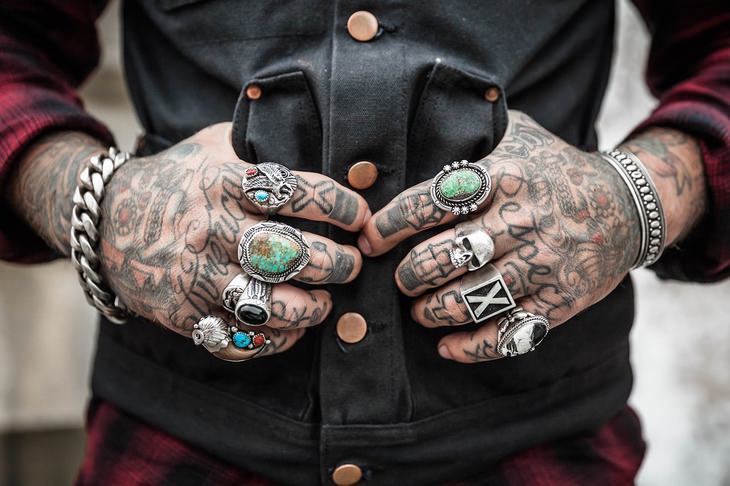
[459,264,516,323]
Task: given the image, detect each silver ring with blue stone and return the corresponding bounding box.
[242,163,298,212]
[229,326,271,355]
[430,160,491,215]
[238,221,310,284]
[496,307,550,357]
[234,278,272,326]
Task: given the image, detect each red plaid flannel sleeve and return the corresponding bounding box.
[632,0,730,281]
[0,1,113,263]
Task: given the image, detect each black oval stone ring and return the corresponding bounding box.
[430,160,491,215]
[238,221,310,284]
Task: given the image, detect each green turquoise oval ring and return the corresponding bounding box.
[430,160,491,215]
[238,221,310,284]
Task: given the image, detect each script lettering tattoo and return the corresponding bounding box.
[290,176,359,225]
[470,115,642,323]
[375,182,448,238]
[94,141,253,331]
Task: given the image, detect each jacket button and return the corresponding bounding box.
[484,86,500,102]
[336,313,368,344]
[347,11,379,42]
[347,161,378,189]
[246,84,262,100]
[332,464,363,485]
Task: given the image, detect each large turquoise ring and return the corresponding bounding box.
[430,160,491,215]
[238,221,310,284]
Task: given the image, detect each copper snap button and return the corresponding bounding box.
[347,11,379,42]
[336,313,368,344]
[332,464,363,486]
[246,84,262,100]
[347,161,378,190]
[484,86,500,102]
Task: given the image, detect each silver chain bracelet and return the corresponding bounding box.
[601,148,666,268]
[70,147,130,324]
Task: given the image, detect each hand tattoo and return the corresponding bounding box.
[375,182,448,237]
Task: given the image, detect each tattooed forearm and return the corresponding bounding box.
[6,132,106,255]
[622,127,706,244]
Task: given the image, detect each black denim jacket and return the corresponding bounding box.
[94,1,634,484]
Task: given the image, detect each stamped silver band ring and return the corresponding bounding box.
[430,160,491,215]
[238,221,310,284]
[459,264,516,323]
[242,163,298,212]
[193,316,231,353]
[496,307,550,357]
[449,221,495,271]
[222,273,252,314]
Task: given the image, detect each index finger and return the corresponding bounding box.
[246,169,371,232]
[358,180,458,256]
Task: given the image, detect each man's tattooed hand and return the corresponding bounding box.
[361,111,706,363]
[7,123,370,362]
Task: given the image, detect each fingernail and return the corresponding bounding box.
[438,344,453,360]
[358,234,372,255]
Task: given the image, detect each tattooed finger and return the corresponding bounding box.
[359,180,457,256]
[294,233,362,284]
[266,285,332,329]
[411,254,528,328]
[437,297,550,363]
[214,325,306,362]
[395,219,509,297]
[275,172,370,231]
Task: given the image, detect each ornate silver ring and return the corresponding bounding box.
[238,221,310,284]
[234,278,272,326]
[242,163,298,212]
[430,160,491,215]
[449,221,495,271]
[221,273,252,314]
[229,326,271,354]
[496,307,550,357]
[459,264,516,323]
[192,316,230,353]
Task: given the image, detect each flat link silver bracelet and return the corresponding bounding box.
[600,148,666,268]
[70,147,130,324]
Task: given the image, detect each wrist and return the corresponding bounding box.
[621,128,707,247]
[6,132,107,255]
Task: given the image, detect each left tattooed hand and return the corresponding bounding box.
[359,111,644,363]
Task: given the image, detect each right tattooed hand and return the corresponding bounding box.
[99,123,370,361]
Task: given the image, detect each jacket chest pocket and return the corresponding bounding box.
[231,70,322,172]
[407,63,508,184]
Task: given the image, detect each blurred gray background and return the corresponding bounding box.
[1,1,729,485]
